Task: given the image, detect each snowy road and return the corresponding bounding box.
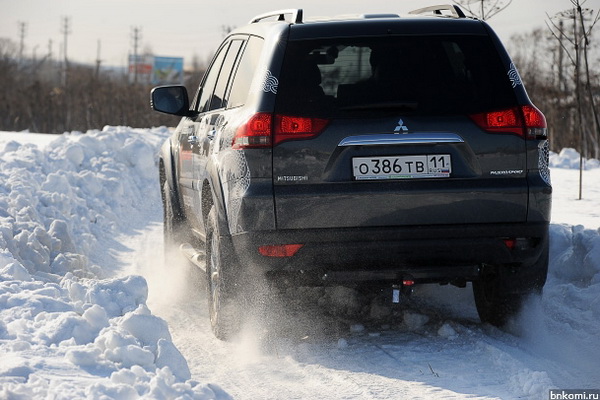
[1,129,598,399]
[120,168,600,400]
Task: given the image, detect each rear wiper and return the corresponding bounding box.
[340,101,418,112]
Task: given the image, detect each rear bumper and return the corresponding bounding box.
[228,222,549,284]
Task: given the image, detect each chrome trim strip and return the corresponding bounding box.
[338,133,465,147]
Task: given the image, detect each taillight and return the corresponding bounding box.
[233,112,272,149]
[258,244,303,257]
[233,113,330,149]
[521,105,547,139]
[274,115,329,146]
[469,105,547,140]
[469,107,523,137]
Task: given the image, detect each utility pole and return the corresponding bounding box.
[18,21,26,64]
[95,39,102,79]
[131,26,141,84]
[60,16,71,86]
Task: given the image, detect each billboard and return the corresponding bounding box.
[128,55,184,85]
[152,57,184,85]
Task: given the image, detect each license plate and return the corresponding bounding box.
[352,154,451,180]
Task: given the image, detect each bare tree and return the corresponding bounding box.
[546,0,600,199]
[453,0,512,20]
[0,38,19,60]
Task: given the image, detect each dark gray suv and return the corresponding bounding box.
[151,5,551,340]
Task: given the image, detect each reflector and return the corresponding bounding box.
[258,244,304,257]
[503,238,516,250]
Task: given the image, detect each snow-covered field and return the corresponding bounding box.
[0,128,599,399]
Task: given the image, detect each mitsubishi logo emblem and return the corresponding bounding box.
[394,118,409,134]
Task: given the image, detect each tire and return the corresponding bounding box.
[473,245,548,327]
[205,206,243,340]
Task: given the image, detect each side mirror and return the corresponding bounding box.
[150,85,191,116]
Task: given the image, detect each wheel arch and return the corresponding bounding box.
[202,167,230,237]
[159,138,184,223]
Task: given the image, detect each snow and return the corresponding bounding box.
[0,127,599,399]
[0,128,229,399]
[550,148,600,170]
[549,150,600,228]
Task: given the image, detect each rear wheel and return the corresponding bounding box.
[206,207,243,340]
[473,246,548,327]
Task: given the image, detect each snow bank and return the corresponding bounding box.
[0,127,229,399]
[550,148,600,169]
[521,224,600,352]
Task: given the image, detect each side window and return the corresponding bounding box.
[196,44,228,113]
[211,40,244,110]
[228,36,265,108]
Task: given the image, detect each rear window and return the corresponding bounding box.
[275,35,516,117]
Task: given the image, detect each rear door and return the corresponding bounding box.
[179,42,229,229]
[272,34,527,230]
[187,38,245,234]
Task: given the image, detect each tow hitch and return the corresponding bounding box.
[391,279,415,304]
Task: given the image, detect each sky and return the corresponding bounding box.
[0,0,595,69]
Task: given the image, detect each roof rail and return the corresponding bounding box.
[249,9,304,24]
[408,4,466,18]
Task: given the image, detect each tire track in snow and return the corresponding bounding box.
[116,212,599,399]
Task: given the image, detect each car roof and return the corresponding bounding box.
[233,6,489,41]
